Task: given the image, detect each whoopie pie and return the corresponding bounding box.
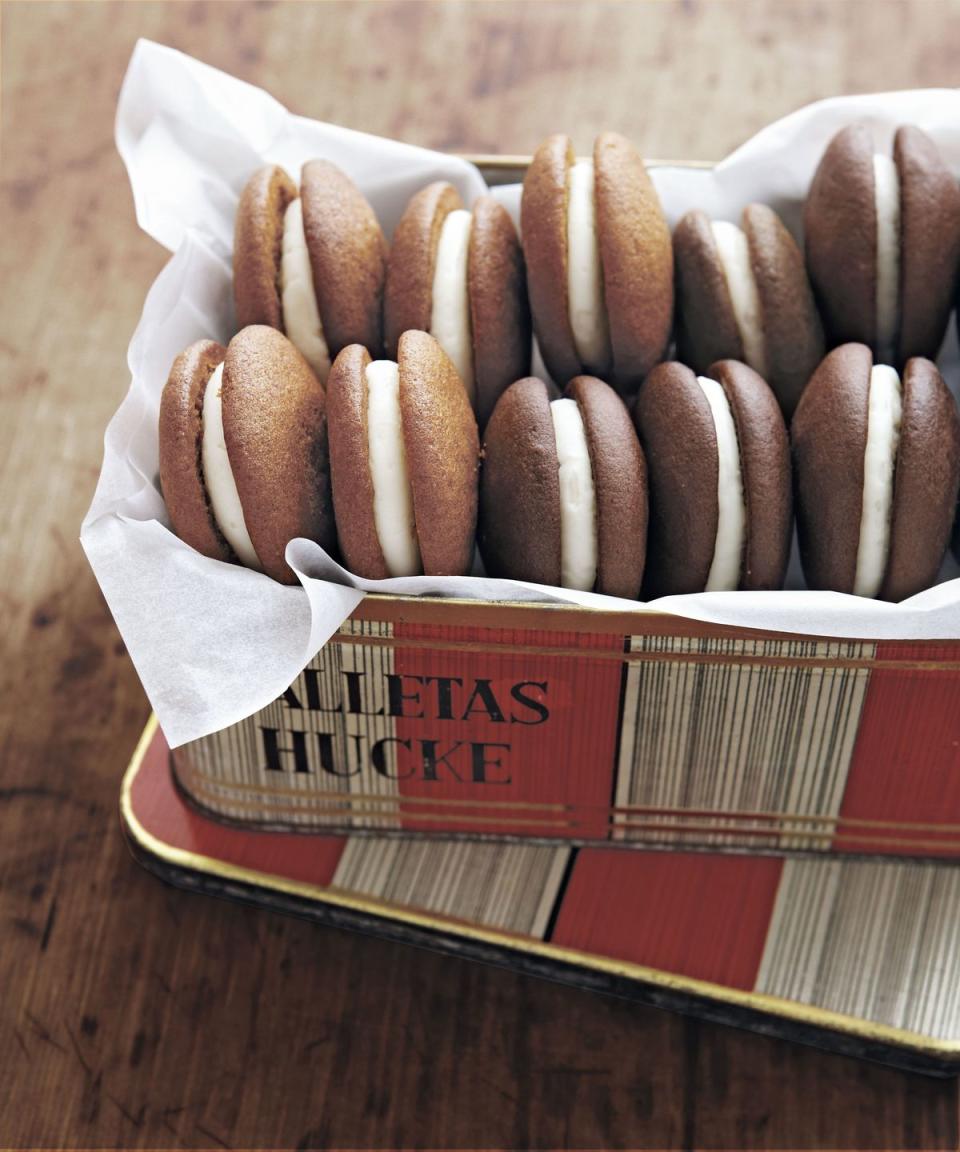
[234,161,388,381]
[384,183,530,428]
[479,375,647,598]
[633,360,792,598]
[159,325,335,584]
[521,132,673,393]
[325,330,479,579]
[792,343,960,600]
[953,501,960,565]
[804,123,960,366]
[674,204,824,417]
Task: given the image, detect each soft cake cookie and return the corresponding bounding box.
[479,375,647,598]
[674,204,824,417]
[521,132,673,393]
[953,504,960,564]
[633,360,792,598]
[159,326,335,584]
[792,343,960,600]
[384,184,530,428]
[326,330,479,579]
[234,161,388,381]
[804,123,960,365]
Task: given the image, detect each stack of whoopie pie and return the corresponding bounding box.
[158,120,960,602]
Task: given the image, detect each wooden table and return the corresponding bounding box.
[2,1,959,1145]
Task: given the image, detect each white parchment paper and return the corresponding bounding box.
[82,40,960,747]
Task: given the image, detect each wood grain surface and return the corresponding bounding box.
[2,0,960,1146]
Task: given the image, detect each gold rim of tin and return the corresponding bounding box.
[461,154,715,170]
[348,592,960,647]
[121,714,960,1061]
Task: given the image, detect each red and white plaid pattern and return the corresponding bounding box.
[175,617,960,858]
[131,723,960,1048]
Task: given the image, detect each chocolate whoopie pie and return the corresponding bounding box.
[633,360,792,598]
[384,183,530,429]
[804,123,960,365]
[521,132,673,393]
[234,161,388,381]
[674,204,824,417]
[479,375,647,598]
[953,502,960,565]
[325,330,479,579]
[792,343,960,600]
[159,325,335,584]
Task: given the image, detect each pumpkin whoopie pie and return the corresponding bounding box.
[384,183,530,429]
[233,161,388,382]
[325,330,479,579]
[633,360,792,598]
[159,325,335,584]
[521,132,673,393]
[674,204,824,417]
[479,375,647,598]
[804,123,960,366]
[792,343,960,600]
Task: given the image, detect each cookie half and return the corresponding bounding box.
[633,360,792,598]
[326,330,479,578]
[479,375,647,598]
[384,183,531,428]
[953,500,960,565]
[521,132,673,393]
[674,203,824,417]
[233,161,388,381]
[792,343,960,600]
[159,326,335,584]
[804,123,960,365]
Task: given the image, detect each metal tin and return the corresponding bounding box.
[170,155,960,860]
[172,595,960,859]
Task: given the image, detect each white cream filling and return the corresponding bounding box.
[696,376,747,592]
[566,160,611,372]
[711,221,768,380]
[281,197,331,382]
[550,398,597,591]
[201,362,262,571]
[873,154,901,363]
[430,208,475,404]
[853,364,902,598]
[365,360,422,577]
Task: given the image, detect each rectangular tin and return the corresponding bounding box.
[172,595,960,859]
[170,156,960,861]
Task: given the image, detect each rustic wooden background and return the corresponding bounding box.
[3,0,960,1146]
